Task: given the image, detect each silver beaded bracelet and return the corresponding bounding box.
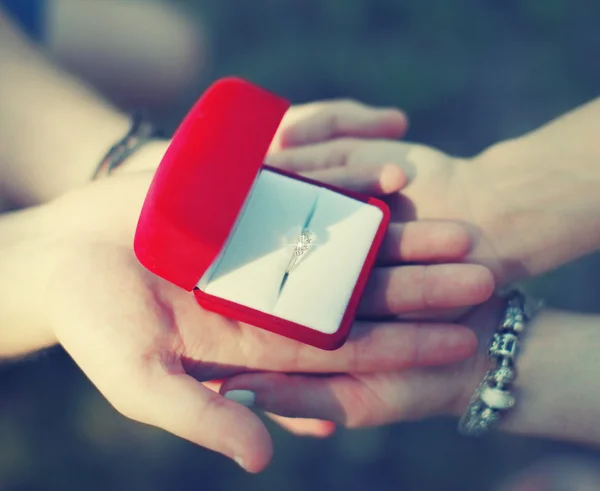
[458,290,538,436]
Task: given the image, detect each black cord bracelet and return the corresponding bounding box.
[92,112,161,180]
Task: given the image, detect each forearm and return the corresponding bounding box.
[469,98,600,284]
[0,8,128,206]
[0,206,59,357]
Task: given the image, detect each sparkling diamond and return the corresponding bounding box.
[296,233,311,249]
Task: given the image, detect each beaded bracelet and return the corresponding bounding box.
[458,290,538,436]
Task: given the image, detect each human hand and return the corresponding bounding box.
[217,297,503,428]
[219,300,600,448]
[266,117,600,288]
[110,132,496,444]
[118,119,494,322]
[264,138,516,284]
[114,128,496,321]
[16,168,492,472]
[226,100,600,445]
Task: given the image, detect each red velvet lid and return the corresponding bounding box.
[134,78,291,291]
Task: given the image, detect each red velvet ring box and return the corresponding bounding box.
[134,78,390,350]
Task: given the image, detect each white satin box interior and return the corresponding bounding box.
[197,168,385,335]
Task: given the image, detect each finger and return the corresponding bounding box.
[220,368,467,428]
[265,139,358,172]
[183,318,477,385]
[359,264,494,317]
[302,163,406,195]
[395,306,469,322]
[277,321,478,373]
[221,392,336,437]
[183,320,479,386]
[203,381,335,439]
[279,101,407,149]
[126,372,272,473]
[378,221,471,264]
[266,414,336,438]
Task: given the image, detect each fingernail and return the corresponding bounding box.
[234,456,245,469]
[224,390,256,407]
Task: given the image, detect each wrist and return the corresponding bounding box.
[450,308,600,446]
[499,310,600,444]
[0,204,62,357]
[460,138,532,285]
[492,310,600,444]
[504,310,600,445]
[463,134,600,285]
[110,138,170,176]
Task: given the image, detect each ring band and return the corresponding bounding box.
[285,230,312,274]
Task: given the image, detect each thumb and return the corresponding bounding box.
[123,371,273,473]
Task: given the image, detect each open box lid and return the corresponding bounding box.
[134,78,291,291]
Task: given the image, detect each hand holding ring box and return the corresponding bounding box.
[134,78,390,350]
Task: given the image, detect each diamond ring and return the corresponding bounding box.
[285,230,312,274]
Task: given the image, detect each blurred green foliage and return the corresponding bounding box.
[2,1,600,490]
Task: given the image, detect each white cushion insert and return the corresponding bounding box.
[199,169,383,334]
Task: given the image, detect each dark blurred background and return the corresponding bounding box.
[2,0,600,490]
